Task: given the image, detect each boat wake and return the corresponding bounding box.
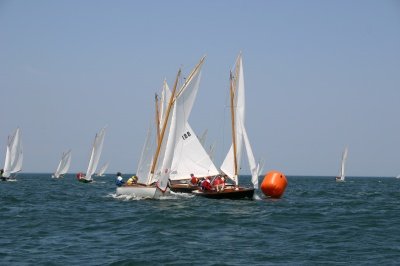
[108,192,193,201]
[253,193,262,201]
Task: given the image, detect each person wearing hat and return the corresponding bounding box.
[115,172,124,186]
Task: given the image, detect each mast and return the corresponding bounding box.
[175,56,206,98]
[230,71,238,177]
[149,69,181,176]
[147,56,206,185]
[155,93,161,145]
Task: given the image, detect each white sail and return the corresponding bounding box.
[337,147,348,182]
[153,57,206,190]
[220,54,259,189]
[241,121,259,189]
[3,128,23,178]
[159,80,172,131]
[136,124,156,183]
[153,81,173,180]
[97,161,109,176]
[85,127,106,181]
[117,57,206,198]
[54,149,72,178]
[220,55,246,185]
[170,123,219,180]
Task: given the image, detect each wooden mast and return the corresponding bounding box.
[175,56,205,98]
[155,93,161,145]
[149,69,181,176]
[230,71,238,179]
[147,56,205,183]
[230,54,241,183]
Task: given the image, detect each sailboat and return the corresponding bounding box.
[162,80,220,193]
[116,57,206,199]
[335,146,348,182]
[193,54,259,200]
[96,162,109,176]
[77,127,106,183]
[52,149,72,178]
[1,128,23,181]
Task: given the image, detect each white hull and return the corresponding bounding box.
[116,185,170,199]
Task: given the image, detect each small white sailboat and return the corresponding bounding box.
[52,149,72,178]
[96,162,109,176]
[193,53,260,200]
[336,147,348,182]
[116,57,205,199]
[77,127,106,183]
[1,128,23,181]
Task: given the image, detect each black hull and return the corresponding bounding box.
[192,187,254,200]
[78,179,92,183]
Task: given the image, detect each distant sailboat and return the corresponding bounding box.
[96,162,109,176]
[336,147,348,182]
[77,127,106,183]
[53,149,72,178]
[1,128,23,181]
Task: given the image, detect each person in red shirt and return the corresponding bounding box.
[190,173,198,186]
[212,175,226,192]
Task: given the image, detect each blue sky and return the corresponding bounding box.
[1,0,399,176]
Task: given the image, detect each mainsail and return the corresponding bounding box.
[85,127,106,181]
[338,147,348,182]
[3,128,23,178]
[145,57,207,190]
[97,161,109,176]
[54,149,72,178]
[220,54,259,188]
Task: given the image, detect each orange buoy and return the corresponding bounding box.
[261,171,288,198]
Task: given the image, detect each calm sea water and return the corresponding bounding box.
[0,174,399,265]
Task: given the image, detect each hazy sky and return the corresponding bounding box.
[1,0,399,176]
